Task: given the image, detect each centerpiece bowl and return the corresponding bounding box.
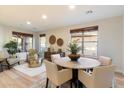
[68,54,80,61]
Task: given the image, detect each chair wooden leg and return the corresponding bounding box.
[70,80,73,88]
[8,65,11,69]
[46,78,49,88]
[82,83,86,88]
[0,64,3,72]
[18,62,20,65]
[56,86,59,88]
[1,65,3,72]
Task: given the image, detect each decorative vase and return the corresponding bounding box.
[28,49,41,68]
[68,54,80,61]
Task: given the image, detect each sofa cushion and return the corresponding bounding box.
[7,58,19,65]
[16,52,28,61]
[51,54,61,62]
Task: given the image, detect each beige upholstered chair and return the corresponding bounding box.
[1,49,20,69]
[51,54,63,70]
[51,54,71,70]
[51,54,71,63]
[45,60,72,88]
[99,56,112,66]
[86,56,112,73]
[51,54,61,62]
[78,65,115,88]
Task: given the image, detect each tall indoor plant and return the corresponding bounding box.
[4,41,18,55]
[67,39,81,61]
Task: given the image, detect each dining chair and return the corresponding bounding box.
[99,56,112,66]
[45,60,72,88]
[78,65,115,88]
[51,54,61,62]
[51,54,71,62]
[86,56,112,74]
[51,54,71,70]
[51,54,63,70]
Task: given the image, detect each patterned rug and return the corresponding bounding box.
[13,63,46,77]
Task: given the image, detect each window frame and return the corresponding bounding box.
[39,34,46,58]
[12,31,33,52]
[70,26,98,57]
[39,34,46,51]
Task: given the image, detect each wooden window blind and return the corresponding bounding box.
[70,26,98,33]
[12,31,33,37]
[39,34,46,37]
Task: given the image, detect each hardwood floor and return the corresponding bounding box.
[0,69,124,88]
[115,72,124,88]
[0,69,46,88]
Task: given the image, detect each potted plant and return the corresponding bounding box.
[4,41,18,56]
[67,39,81,61]
[28,49,41,68]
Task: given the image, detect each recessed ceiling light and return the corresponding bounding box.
[42,14,47,19]
[26,21,31,25]
[69,5,76,10]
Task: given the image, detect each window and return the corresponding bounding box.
[25,37,33,51]
[12,36,23,51]
[71,26,98,57]
[39,34,46,57]
[12,31,33,52]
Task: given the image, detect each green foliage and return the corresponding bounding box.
[28,49,38,61]
[29,49,37,56]
[67,39,81,54]
[4,41,18,55]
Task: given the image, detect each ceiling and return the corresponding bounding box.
[0,5,124,32]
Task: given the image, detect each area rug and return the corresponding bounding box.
[13,63,46,77]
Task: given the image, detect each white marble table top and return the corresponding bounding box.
[54,57,101,69]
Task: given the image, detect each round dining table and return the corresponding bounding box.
[54,57,101,88]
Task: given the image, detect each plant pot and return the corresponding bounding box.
[68,54,80,61]
[28,60,41,68]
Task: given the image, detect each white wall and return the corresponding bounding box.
[38,16,123,73]
[39,27,71,52]
[0,26,5,50]
[122,16,124,74]
[0,24,37,50]
[0,25,11,50]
